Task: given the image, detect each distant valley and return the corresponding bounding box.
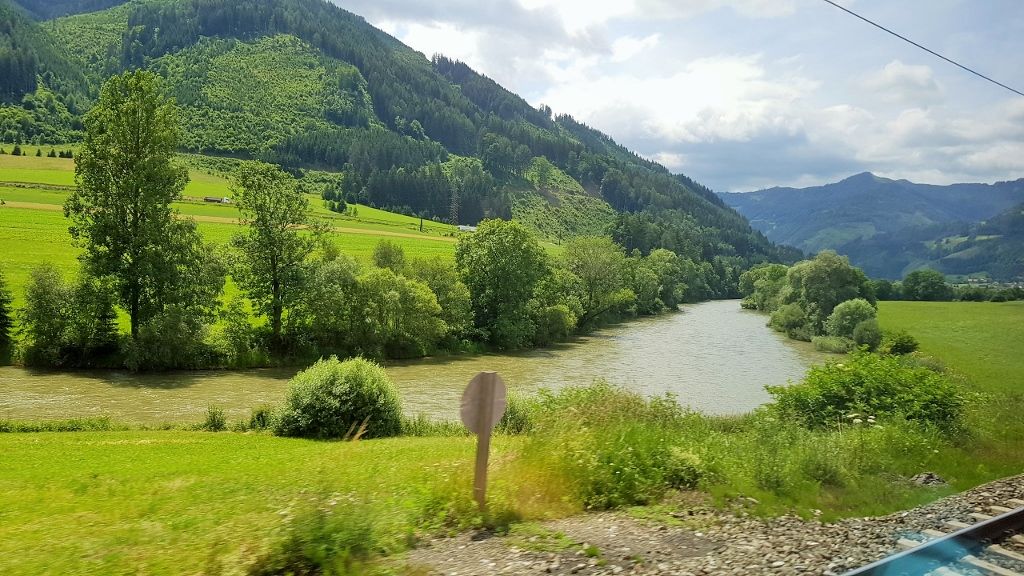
[720,172,1024,281]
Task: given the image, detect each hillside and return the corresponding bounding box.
[720,172,1024,279]
[0,0,793,293]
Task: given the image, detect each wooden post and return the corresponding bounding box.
[473,372,496,510]
[460,372,507,513]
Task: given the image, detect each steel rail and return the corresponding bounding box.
[842,506,1024,576]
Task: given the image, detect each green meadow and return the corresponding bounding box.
[878,301,1024,396]
[0,431,535,575]
[0,153,462,306]
[878,301,1024,485]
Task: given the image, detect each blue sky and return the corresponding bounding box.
[334,0,1024,191]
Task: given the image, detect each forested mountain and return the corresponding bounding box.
[10,0,127,20]
[720,173,1024,280]
[0,0,797,291]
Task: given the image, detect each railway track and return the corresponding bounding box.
[843,499,1024,576]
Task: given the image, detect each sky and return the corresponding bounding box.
[331,0,1024,192]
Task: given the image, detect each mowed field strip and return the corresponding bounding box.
[1,199,457,242]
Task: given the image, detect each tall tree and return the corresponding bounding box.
[65,70,194,340]
[231,161,320,346]
[560,236,633,325]
[455,219,548,349]
[902,269,951,301]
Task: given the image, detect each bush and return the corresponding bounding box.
[249,503,378,576]
[203,406,227,432]
[248,405,275,431]
[770,303,806,333]
[812,335,856,354]
[853,319,882,350]
[880,329,919,355]
[768,351,966,433]
[520,382,706,509]
[496,390,537,435]
[274,357,402,439]
[825,298,876,338]
[399,414,467,437]
[123,306,213,371]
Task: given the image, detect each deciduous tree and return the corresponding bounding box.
[231,160,321,346]
[902,269,951,301]
[455,219,547,349]
[66,70,210,340]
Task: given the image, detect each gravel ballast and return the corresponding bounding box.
[407,474,1024,575]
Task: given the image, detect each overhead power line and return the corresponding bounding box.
[820,0,1024,98]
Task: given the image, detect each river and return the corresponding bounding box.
[0,300,827,424]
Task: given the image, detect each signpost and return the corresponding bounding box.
[460,371,507,510]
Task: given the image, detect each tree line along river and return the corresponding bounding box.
[0,300,827,424]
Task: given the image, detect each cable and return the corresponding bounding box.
[820,0,1024,98]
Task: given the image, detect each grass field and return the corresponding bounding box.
[879,301,1024,486]
[0,431,534,574]
[0,153,466,305]
[878,301,1024,395]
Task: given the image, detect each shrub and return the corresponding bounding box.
[664,447,704,489]
[203,406,227,432]
[496,390,537,435]
[274,357,402,439]
[786,324,814,342]
[812,335,856,354]
[768,351,966,433]
[248,405,275,430]
[371,239,406,273]
[770,303,806,333]
[853,319,882,350]
[880,329,919,355]
[399,414,467,437]
[123,306,213,371]
[825,298,876,338]
[249,502,378,576]
[520,382,706,509]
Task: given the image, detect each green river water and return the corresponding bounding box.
[0,300,828,424]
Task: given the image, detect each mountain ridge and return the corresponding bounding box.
[720,173,1024,280]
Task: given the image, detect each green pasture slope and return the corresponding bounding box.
[0,152,462,304]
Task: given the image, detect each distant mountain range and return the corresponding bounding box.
[720,173,1024,280]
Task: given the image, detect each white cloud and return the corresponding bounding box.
[635,0,798,19]
[517,0,634,34]
[862,60,943,105]
[539,54,815,145]
[380,21,484,65]
[611,34,661,62]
